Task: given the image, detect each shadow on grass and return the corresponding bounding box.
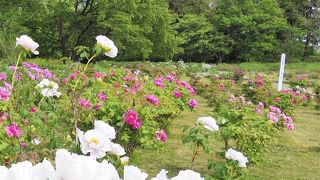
[308,146,320,152]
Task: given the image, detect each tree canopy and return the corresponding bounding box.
[1,0,319,63]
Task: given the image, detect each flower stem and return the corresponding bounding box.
[11,51,23,89]
[72,54,97,92]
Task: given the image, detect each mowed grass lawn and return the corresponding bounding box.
[131,96,320,179]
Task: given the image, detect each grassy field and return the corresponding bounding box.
[131,96,320,179]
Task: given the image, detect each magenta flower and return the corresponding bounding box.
[146,95,159,106]
[219,83,225,91]
[174,90,183,98]
[79,98,92,110]
[132,119,142,129]
[287,123,295,130]
[0,72,7,81]
[20,143,27,149]
[124,109,139,125]
[0,87,11,101]
[156,129,168,141]
[98,92,108,101]
[70,72,78,80]
[94,103,103,111]
[6,123,23,138]
[268,112,279,123]
[269,106,281,114]
[188,99,198,108]
[62,78,69,84]
[166,74,176,82]
[154,77,165,88]
[43,69,54,79]
[94,72,106,79]
[30,107,38,113]
[258,102,264,109]
[286,116,293,123]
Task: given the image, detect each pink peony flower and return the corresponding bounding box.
[269,106,281,114]
[0,87,11,101]
[20,143,27,149]
[146,95,159,106]
[43,69,54,79]
[62,78,69,84]
[174,90,183,98]
[6,123,23,138]
[94,72,106,79]
[286,116,293,123]
[70,72,78,80]
[287,123,295,130]
[258,102,264,109]
[94,103,103,111]
[132,119,142,129]
[30,107,38,113]
[219,83,225,91]
[188,99,198,108]
[0,72,7,81]
[166,74,176,82]
[301,95,308,101]
[268,112,279,123]
[124,109,139,125]
[98,92,107,101]
[154,77,165,88]
[156,129,168,141]
[79,98,92,110]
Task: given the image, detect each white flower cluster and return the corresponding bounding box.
[201,63,213,72]
[16,35,39,55]
[36,79,61,97]
[225,148,249,167]
[77,120,125,159]
[197,116,219,132]
[177,60,187,69]
[0,149,203,180]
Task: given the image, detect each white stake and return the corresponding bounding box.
[277,53,286,91]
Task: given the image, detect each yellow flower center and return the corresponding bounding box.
[89,138,100,145]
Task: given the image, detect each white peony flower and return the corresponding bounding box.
[78,129,112,159]
[94,120,116,140]
[171,170,204,180]
[36,79,61,97]
[96,35,118,58]
[197,117,219,132]
[1,160,57,180]
[124,165,148,180]
[16,35,39,55]
[5,161,34,180]
[33,159,58,180]
[109,142,126,156]
[151,169,168,180]
[225,148,249,167]
[55,149,120,180]
[0,166,8,180]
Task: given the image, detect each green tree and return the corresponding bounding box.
[212,0,292,62]
[175,14,232,63]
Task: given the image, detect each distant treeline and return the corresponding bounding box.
[0,0,319,63]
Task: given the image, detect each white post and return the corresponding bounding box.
[277,53,286,91]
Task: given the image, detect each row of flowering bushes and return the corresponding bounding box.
[183,70,315,178]
[0,35,199,172]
